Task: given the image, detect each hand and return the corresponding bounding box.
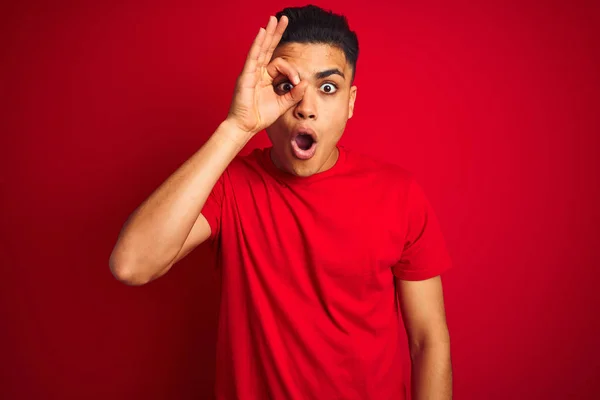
[226,16,308,136]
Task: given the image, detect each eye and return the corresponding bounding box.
[275,82,294,93]
[320,82,338,94]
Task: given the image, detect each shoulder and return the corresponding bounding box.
[223,147,267,177]
[342,145,416,190]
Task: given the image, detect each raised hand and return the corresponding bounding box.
[227,16,308,136]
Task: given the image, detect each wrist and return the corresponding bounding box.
[215,119,254,150]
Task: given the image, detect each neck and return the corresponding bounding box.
[318,146,340,173]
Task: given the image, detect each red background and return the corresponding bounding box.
[2,0,599,399]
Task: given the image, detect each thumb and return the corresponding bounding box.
[279,80,308,110]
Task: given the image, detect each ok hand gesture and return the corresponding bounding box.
[227,16,308,136]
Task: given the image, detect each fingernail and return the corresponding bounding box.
[293,76,300,85]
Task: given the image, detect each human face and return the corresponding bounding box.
[265,43,357,177]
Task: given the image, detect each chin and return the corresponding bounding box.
[286,158,319,177]
[273,146,319,177]
[290,165,318,177]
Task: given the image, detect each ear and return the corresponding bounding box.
[348,85,357,119]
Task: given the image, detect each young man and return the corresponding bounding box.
[110,5,453,400]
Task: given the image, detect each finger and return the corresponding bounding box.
[264,16,288,65]
[279,80,308,110]
[257,16,278,67]
[266,57,300,85]
[241,27,267,75]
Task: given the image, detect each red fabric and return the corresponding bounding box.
[201,145,452,399]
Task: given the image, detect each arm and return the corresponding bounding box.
[109,15,307,285]
[109,122,249,285]
[397,275,452,400]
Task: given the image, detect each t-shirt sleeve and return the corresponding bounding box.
[200,171,226,245]
[391,177,453,280]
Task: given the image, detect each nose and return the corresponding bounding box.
[293,89,317,120]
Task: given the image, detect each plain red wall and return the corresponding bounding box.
[2,0,599,398]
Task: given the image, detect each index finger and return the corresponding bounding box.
[264,16,289,65]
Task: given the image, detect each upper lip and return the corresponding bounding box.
[292,126,318,142]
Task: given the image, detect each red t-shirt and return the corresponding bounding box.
[201,145,452,399]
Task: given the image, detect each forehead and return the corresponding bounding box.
[272,43,350,76]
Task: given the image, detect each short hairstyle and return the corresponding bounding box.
[275,4,359,82]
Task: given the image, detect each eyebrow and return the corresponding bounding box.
[314,68,345,80]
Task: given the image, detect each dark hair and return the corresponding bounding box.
[275,5,359,81]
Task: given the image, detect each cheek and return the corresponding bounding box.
[326,98,350,122]
[266,119,286,138]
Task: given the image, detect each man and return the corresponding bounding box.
[110,5,453,399]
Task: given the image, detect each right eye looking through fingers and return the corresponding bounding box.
[273,81,294,95]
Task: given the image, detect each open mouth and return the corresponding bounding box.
[294,133,315,150]
[290,130,318,160]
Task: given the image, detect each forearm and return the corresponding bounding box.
[109,119,250,281]
[410,341,452,400]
